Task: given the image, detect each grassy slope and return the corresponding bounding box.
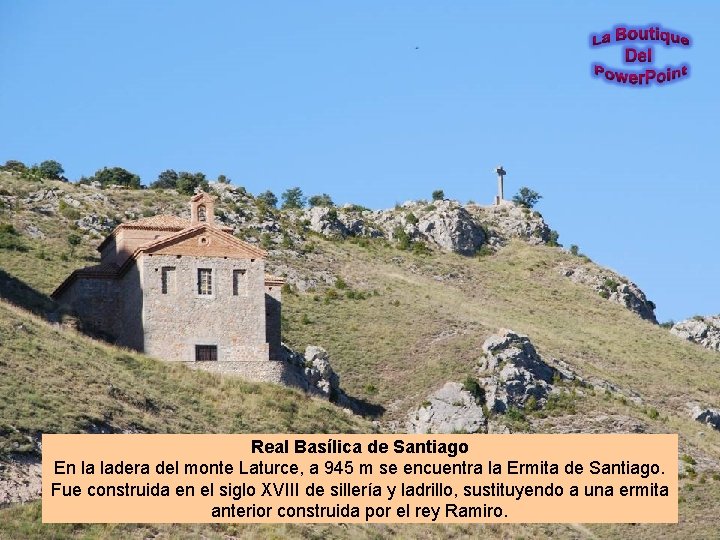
[1,175,720,538]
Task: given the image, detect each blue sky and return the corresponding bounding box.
[0,1,716,323]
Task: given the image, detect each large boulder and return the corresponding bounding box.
[304,206,349,237]
[281,344,342,402]
[671,316,720,351]
[407,382,486,434]
[479,329,556,412]
[416,201,485,255]
[691,405,720,431]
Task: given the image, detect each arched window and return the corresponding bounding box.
[197,204,207,222]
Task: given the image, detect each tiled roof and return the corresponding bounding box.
[51,262,120,298]
[121,215,191,230]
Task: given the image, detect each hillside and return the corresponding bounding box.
[1,171,720,538]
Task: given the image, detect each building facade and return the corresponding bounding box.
[52,192,283,363]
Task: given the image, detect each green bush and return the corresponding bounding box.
[462,377,486,405]
[334,276,348,290]
[260,233,273,249]
[432,189,444,201]
[394,227,411,250]
[0,224,28,251]
[603,278,620,290]
[58,200,81,220]
[405,212,418,225]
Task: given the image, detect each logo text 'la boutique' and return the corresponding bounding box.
[590,25,691,87]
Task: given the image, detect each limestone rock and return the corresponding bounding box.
[691,405,720,431]
[480,329,557,412]
[303,345,340,398]
[281,344,342,402]
[305,206,348,237]
[671,316,720,351]
[374,200,485,255]
[558,264,657,323]
[415,201,485,255]
[466,204,552,246]
[407,382,486,434]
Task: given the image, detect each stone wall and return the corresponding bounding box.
[265,285,282,360]
[140,253,270,362]
[55,276,119,341]
[186,360,289,384]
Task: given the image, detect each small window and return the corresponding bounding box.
[161,266,176,294]
[195,345,217,361]
[197,205,207,222]
[233,269,246,296]
[197,268,212,295]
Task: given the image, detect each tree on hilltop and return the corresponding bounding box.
[281,187,306,209]
[512,187,542,208]
[308,193,334,207]
[91,167,141,189]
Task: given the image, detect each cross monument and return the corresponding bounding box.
[494,165,506,205]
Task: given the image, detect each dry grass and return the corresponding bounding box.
[2,174,720,538]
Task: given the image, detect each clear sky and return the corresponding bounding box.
[0,1,716,323]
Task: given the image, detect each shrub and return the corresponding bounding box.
[260,233,273,249]
[547,229,561,247]
[300,313,312,325]
[603,278,620,290]
[308,193,334,207]
[512,187,542,208]
[681,454,696,465]
[476,245,494,258]
[569,244,580,256]
[462,377,486,405]
[2,159,27,172]
[176,172,209,195]
[91,167,141,189]
[58,200,81,220]
[412,241,430,255]
[256,191,278,208]
[506,407,526,422]
[334,276,348,290]
[0,224,28,251]
[525,396,538,411]
[364,384,377,395]
[393,227,411,250]
[432,189,445,201]
[67,233,82,256]
[405,212,418,225]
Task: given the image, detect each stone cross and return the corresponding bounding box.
[495,165,506,205]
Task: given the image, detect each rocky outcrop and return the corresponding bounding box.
[558,263,657,323]
[479,329,557,412]
[414,202,485,255]
[0,456,41,507]
[407,382,486,434]
[691,405,720,431]
[467,204,552,246]
[408,330,562,433]
[671,316,720,351]
[282,344,343,402]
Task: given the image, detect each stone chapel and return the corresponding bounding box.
[52,192,284,365]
